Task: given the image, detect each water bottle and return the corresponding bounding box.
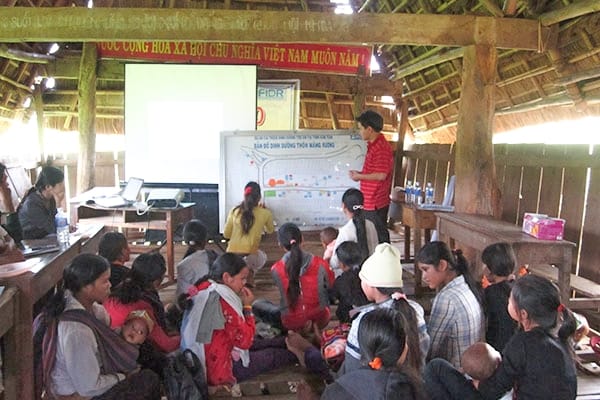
[405,181,413,204]
[55,208,70,246]
[425,182,435,204]
[414,182,422,205]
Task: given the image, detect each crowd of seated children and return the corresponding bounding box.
[17,166,65,240]
[319,226,338,262]
[416,241,484,368]
[329,188,378,276]
[180,253,297,394]
[98,232,131,290]
[425,274,577,400]
[341,243,430,374]
[223,181,274,273]
[328,241,369,323]
[271,222,335,332]
[481,242,518,352]
[40,253,160,399]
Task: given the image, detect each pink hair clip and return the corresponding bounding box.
[391,292,406,301]
[244,186,253,195]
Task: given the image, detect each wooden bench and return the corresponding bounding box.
[528,264,600,310]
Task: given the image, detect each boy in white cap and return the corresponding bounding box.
[339,243,430,374]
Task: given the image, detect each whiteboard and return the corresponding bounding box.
[220,130,367,232]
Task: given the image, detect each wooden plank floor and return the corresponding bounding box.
[148,227,600,399]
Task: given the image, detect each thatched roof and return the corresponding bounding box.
[0,0,599,143]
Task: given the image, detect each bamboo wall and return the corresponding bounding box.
[397,143,600,284]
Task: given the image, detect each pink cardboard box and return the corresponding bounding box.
[522,213,565,240]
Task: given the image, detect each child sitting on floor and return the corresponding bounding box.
[481,242,518,352]
[320,226,338,262]
[461,342,511,400]
[118,309,155,345]
[329,241,369,323]
[176,219,215,298]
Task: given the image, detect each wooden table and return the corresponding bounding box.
[0,286,19,400]
[398,201,437,262]
[0,225,104,400]
[395,201,446,294]
[74,203,194,283]
[436,213,578,308]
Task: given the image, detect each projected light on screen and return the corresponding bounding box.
[125,64,257,184]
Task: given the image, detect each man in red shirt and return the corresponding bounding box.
[349,110,393,243]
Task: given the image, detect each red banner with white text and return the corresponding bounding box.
[97,42,372,75]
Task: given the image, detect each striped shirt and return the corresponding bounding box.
[427,275,484,369]
[360,134,393,210]
[345,298,430,370]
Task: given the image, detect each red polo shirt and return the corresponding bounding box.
[360,133,393,210]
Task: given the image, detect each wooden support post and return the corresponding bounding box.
[392,98,408,187]
[33,84,45,162]
[325,93,340,129]
[77,42,97,194]
[454,44,501,218]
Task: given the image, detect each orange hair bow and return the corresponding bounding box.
[368,357,382,370]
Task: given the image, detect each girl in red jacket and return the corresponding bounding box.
[180,253,296,390]
[271,222,335,331]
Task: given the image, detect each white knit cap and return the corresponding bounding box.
[359,243,403,288]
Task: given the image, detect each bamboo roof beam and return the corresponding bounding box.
[503,0,518,16]
[0,43,55,64]
[0,8,554,50]
[44,110,123,118]
[393,47,464,80]
[540,0,600,26]
[0,73,32,94]
[479,0,504,17]
[552,67,600,86]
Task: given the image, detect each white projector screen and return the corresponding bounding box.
[124,64,257,184]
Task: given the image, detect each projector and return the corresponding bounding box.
[146,189,185,208]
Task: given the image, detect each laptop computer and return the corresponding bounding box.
[21,236,61,258]
[92,177,144,208]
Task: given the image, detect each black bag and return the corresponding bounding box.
[164,349,209,400]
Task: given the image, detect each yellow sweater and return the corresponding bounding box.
[223,206,274,253]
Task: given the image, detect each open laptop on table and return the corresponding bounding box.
[92,177,144,208]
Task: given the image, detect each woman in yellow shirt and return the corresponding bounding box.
[223,181,275,271]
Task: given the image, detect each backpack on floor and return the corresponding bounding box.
[164,349,209,400]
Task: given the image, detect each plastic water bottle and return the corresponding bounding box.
[405,181,413,204]
[55,209,70,246]
[425,182,435,204]
[414,182,422,205]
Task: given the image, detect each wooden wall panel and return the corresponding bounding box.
[560,145,588,272]
[403,143,417,188]
[403,142,599,283]
[499,146,522,225]
[579,145,600,282]
[538,144,564,217]
[518,144,543,223]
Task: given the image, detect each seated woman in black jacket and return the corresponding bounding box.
[17,166,65,239]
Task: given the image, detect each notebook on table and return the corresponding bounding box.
[92,177,144,208]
